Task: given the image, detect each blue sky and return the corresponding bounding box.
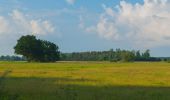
[0,0,170,57]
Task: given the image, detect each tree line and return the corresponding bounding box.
[0,35,168,62]
[0,55,25,61]
[60,49,162,62]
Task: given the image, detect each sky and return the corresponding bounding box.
[0,0,170,57]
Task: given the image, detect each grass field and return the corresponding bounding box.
[0,62,170,100]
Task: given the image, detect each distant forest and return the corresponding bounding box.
[0,49,169,62]
[0,55,26,61]
[60,49,168,62]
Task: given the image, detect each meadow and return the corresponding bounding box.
[0,61,170,100]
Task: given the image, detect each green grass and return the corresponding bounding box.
[0,61,170,100]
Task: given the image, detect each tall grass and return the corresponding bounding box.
[0,62,170,100]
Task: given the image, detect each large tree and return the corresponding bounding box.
[14,35,60,62]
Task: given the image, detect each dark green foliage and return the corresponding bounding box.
[120,50,135,62]
[14,35,41,62]
[0,55,25,61]
[14,35,60,62]
[61,49,161,62]
[40,40,60,62]
[142,49,150,59]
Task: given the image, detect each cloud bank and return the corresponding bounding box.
[0,10,55,35]
[87,0,170,48]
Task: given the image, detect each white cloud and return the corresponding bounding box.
[66,0,76,5]
[0,9,55,35]
[96,16,119,40]
[0,16,10,34]
[87,0,170,48]
[30,20,55,34]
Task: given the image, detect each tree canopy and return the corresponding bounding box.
[14,35,60,62]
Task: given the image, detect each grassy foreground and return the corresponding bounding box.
[0,62,170,100]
